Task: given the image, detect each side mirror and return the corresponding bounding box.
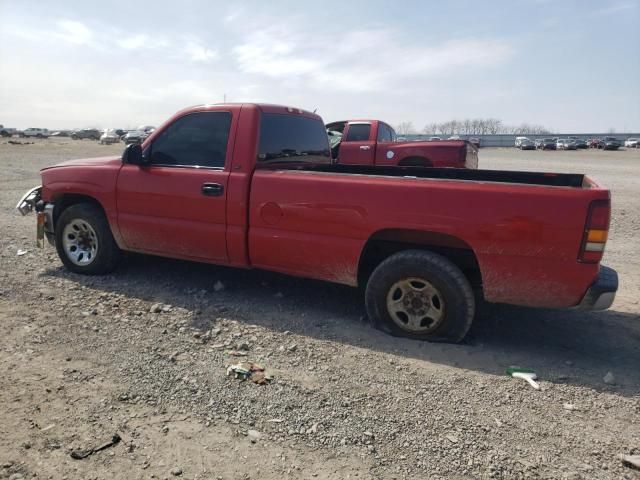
[122,143,147,165]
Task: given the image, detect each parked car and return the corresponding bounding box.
[514,136,530,147]
[16,103,617,343]
[429,136,441,141]
[557,139,577,150]
[21,128,49,138]
[325,120,477,168]
[519,139,536,150]
[537,138,557,150]
[447,135,461,140]
[0,125,17,137]
[468,137,481,148]
[573,138,588,149]
[588,138,603,149]
[624,138,639,148]
[600,137,622,151]
[137,125,156,137]
[49,130,71,137]
[123,130,146,145]
[71,129,101,140]
[100,129,121,145]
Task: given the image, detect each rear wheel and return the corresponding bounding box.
[365,250,475,343]
[55,203,121,274]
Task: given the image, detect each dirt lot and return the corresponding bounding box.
[1,139,639,480]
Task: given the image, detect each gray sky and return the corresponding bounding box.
[1,0,638,132]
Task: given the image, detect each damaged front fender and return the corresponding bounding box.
[15,185,42,216]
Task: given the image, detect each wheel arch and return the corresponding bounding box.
[397,156,433,167]
[51,193,107,228]
[358,228,482,293]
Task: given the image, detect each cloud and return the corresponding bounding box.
[3,17,217,64]
[55,20,93,45]
[184,41,218,63]
[231,22,514,93]
[592,2,638,15]
[117,34,151,50]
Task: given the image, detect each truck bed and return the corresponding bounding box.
[291,164,587,188]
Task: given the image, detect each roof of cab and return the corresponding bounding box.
[177,103,322,121]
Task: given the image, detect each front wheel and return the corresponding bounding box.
[55,203,121,274]
[365,250,475,342]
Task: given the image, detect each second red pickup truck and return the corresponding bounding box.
[18,103,617,343]
[326,119,478,169]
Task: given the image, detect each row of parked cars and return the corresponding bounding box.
[515,136,638,151]
[427,135,482,147]
[0,126,156,145]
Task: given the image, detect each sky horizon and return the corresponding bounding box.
[1,0,639,133]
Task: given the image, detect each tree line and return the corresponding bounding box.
[395,119,553,136]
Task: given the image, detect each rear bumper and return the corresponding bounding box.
[577,265,618,311]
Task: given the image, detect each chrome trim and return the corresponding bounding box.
[143,164,225,171]
[576,265,618,311]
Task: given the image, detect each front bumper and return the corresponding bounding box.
[16,186,56,246]
[43,204,55,245]
[577,265,618,311]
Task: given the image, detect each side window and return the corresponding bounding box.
[148,112,232,168]
[258,113,331,165]
[377,123,393,142]
[345,124,371,142]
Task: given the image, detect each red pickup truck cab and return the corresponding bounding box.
[326,119,478,169]
[17,103,617,343]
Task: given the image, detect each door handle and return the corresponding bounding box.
[201,183,224,196]
[359,145,371,150]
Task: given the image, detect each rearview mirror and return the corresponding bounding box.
[122,143,144,165]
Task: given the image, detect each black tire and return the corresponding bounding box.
[55,203,121,274]
[365,250,474,343]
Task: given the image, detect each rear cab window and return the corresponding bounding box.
[345,123,371,142]
[377,123,394,142]
[258,113,331,166]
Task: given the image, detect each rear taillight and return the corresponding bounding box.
[579,199,610,263]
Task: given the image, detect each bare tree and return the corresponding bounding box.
[422,123,439,135]
[395,122,416,135]
[418,118,553,136]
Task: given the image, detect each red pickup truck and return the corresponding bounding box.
[326,119,478,169]
[17,103,617,343]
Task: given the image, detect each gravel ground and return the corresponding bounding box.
[1,139,639,480]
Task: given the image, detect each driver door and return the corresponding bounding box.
[116,110,234,263]
[337,122,375,165]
